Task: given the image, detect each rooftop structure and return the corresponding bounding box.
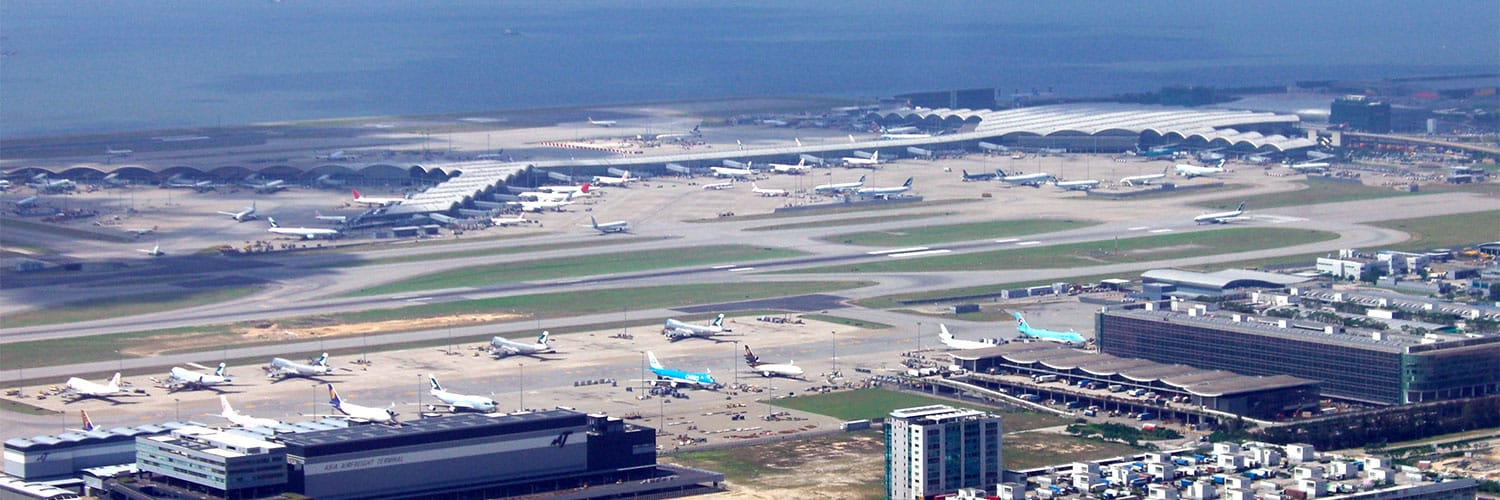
[136,425,287,496]
[3,421,195,481]
[886,405,1004,500]
[1142,269,1314,297]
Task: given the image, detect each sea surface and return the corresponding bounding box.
[1,0,1496,138]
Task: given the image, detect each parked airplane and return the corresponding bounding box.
[588,215,630,234]
[1288,162,1330,173]
[961,169,998,182]
[324,150,361,161]
[326,384,397,424]
[1120,167,1169,187]
[880,132,932,140]
[217,396,282,428]
[490,331,555,358]
[646,351,718,389]
[350,189,406,206]
[1194,202,1246,224]
[751,183,788,197]
[491,212,530,227]
[106,147,134,156]
[268,217,341,239]
[122,225,159,238]
[428,375,497,412]
[1175,159,1227,178]
[30,176,77,193]
[534,183,592,197]
[162,363,233,392]
[1014,313,1087,345]
[265,353,332,380]
[702,181,736,190]
[163,175,214,191]
[842,150,880,167]
[251,179,286,194]
[314,210,348,224]
[13,195,38,208]
[768,159,811,174]
[592,171,633,187]
[937,324,1001,350]
[1001,172,1054,187]
[856,177,914,198]
[742,346,804,378]
[663,314,732,342]
[1053,179,1101,191]
[1134,145,1179,159]
[711,166,754,178]
[813,174,866,194]
[62,373,128,402]
[137,242,165,257]
[514,196,573,213]
[74,410,98,432]
[587,116,618,127]
[217,202,257,222]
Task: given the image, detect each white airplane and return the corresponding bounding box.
[663,314,732,342]
[265,353,332,380]
[938,324,1000,350]
[427,375,497,413]
[517,189,578,202]
[880,132,932,140]
[13,195,38,208]
[250,179,286,194]
[587,116,618,127]
[137,242,165,257]
[350,189,405,206]
[813,174,865,194]
[314,210,348,224]
[62,373,128,401]
[268,217,341,239]
[1288,162,1330,173]
[587,215,630,234]
[768,159,811,174]
[1120,167,1169,187]
[30,177,77,192]
[1001,172,1054,187]
[592,171,633,187]
[842,150,880,167]
[217,202,257,222]
[490,331,555,358]
[856,177,913,198]
[1053,179,1101,191]
[514,196,574,213]
[711,166,754,178]
[216,396,282,428]
[534,183,592,197]
[326,384,397,424]
[742,346,805,379]
[646,351,718,389]
[324,150,361,161]
[163,175,214,191]
[1175,159,1227,178]
[491,212,530,227]
[1194,202,1246,224]
[702,180,735,190]
[163,363,233,392]
[751,183,788,197]
[106,147,133,156]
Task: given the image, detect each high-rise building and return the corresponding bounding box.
[1330,95,1391,132]
[886,405,1004,500]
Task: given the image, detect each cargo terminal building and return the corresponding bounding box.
[1096,307,1500,405]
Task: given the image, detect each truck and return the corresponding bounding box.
[1065,401,1083,409]
[1075,378,1092,387]
[1083,409,1097,417]
[1129,388,1148,397]
[1033,374,1059,383]
[1137,412,1155,421]
[1020,394,1042,402]
[1108,384,1126,393]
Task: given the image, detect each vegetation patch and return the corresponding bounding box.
[310,235,668,268]
[823,218,1099,247]
[745,212,953,232]
[0,286,263,329]
[1368,210,1500,252]
[685,198,982,223]
[1003,433,1141,470]
[1192,179,1500,210]
[796,314,892,330]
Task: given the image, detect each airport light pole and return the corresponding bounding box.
[416,374,423,419]
[518,362,525,412]
[732,341,740,393]
[831,331,838,377]
[916,321,922,354]
[174,398,180,422]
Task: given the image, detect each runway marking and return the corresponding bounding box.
[993,238,1020,244]
[710,264,737,269]
[729,267,756,272]
[1251,214,1307,223]
[1148,228,1174,233]
[867,247,929,255]
[1127,226,1149,231]
[889,249,951,258]
[1015,240,1042,246]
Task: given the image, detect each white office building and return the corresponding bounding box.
[886,405,1004,499]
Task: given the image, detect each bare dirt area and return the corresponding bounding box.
[670,432,887,500]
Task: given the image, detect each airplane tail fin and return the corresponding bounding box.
[857,175,866,184]
[215,363,226,377]
[1015,313,1029,332]
[81,410,95,432]
[1236,202,1246,212]
[938,324,953,340]
[581,183,590,194]
[744,345,760,365]
[429,375,442,392]
[647,351,663,370]
[108,372,122,389]
[538,331,550,345]
[314,353,329,367]
[327,384,342,407]
[590,215,599,228]
[871,151,878,161]
[268,217,280,228]
[220,395,236,416]
[711,314,724,327]
[902,177,913,187]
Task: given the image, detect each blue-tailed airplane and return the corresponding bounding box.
[1014,313,1087,345]
[646,351,719,389]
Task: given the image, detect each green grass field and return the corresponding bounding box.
[791,227,1339,274]
[1369,210,1500,251]
[0,217,136,243]
[1193,179,1500,211]
[744,212,954,232]
[310,235,668,268]
[685,198,982,223]
[0,286,263,329]
[344,245,806,297]
[1003,433,1141,470]
[822,219,1099,247]
[797,314,892,330]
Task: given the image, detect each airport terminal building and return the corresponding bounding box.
[1096,307,1500,405]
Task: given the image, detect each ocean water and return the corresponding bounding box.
[1,0,1495,138]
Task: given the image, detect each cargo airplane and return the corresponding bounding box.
[490,331,554,358]
[647,351,718,389]
[428,375,497,412]
[1015,313,1087,345]
[938,324,1002,350]
[160,363,233,392]
[663,314,732,342]
[265,353,333,381]
[1175,159,1226,178]
[62,373,138,403]
[743,346,804,379]
[326,384,398,424]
